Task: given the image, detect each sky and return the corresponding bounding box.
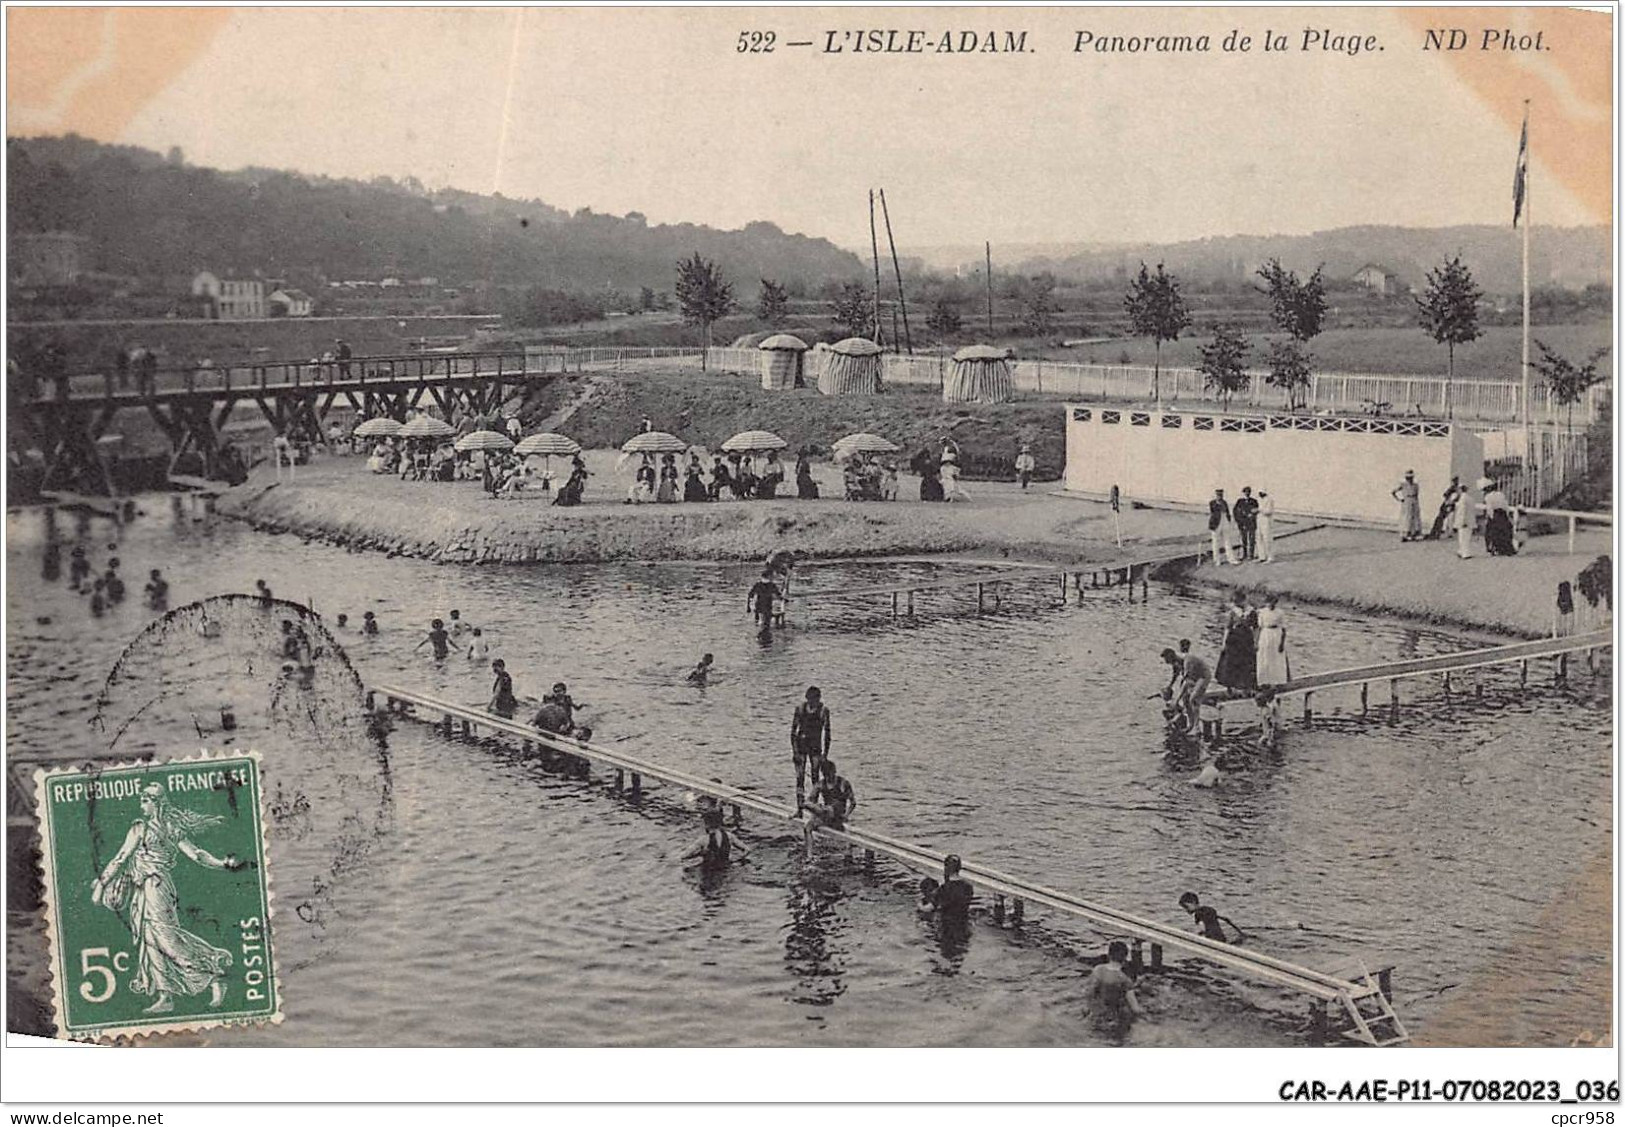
[6,6,1613,251]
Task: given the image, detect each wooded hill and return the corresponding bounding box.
[6,134,866,293]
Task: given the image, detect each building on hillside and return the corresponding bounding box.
[192,271,268,318]
[10,231,93,286]
[1062,405,1483,525]
[269,287,314,317]
[1353,263,1403,296]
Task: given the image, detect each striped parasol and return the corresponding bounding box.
[833,432,899,456]
[515,432,582,457]
[398,415,456,439]
[620,431,688,454]
[454,430,514,453]
[720,429,788,453]
[353,417,403,438]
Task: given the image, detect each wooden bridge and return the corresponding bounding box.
[370,681,1410,1045]
[1212,631,1613,726]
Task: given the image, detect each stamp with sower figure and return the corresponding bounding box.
[33,750,281,1040]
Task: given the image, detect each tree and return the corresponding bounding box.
[1020,272,1060,337]
[674,252,734,365]
[1197,325,1250,411]
[1123,261,1191,400]
[756,277,790,324]
[1415,255,1483,414]
[1533,340,1610,435]
[1264,340,1313,410]
[925,298,963,337]
[831,282,873,337]
[639,286,657,312]
[1255,260,1326,410]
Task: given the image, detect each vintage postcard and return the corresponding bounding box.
[1,1,1616,1109]
[31,749,279,1041]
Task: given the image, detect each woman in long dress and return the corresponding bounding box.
[1483,486,1517,555]
[1214,590,1257,691]
[91,784,238,1014]
[1254,595,1291,686]
[1255,490,1275,562]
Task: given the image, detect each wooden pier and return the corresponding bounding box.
[1210,631,1612,725]
[371,681,1409,1045]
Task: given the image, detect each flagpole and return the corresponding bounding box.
[1521,99,1532,471]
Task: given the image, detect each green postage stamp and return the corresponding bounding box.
[33,750,281,1040]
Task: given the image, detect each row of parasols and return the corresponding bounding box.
[353,415,902,461]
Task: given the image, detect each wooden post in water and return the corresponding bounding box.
[1012,897,1024,926]
[614,768,624,793]
[1150,942,1163,970]
[1359,682,1369,716]
[977,583,985,613]
[993,894,1005,925]
[630,772,642,796]
[1309,1001,1329,1047]
[365,690,376,711]
[1442,672,1452,703]
[907,590,915,618]
[891,591,899,619]
[1302,692,1313,728]
[1130,938,1145,972]
[1389,678,1400,722]
[1557,653,1569,686]
[1520,659,1529,688]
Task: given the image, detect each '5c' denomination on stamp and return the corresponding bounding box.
[33,749,281,1041]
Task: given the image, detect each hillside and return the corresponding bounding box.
[5,134,866,293]
[924,225,1610,295]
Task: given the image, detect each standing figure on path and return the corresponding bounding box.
[789,687,832,812]
[1454,483,1478,559]
[1232,486,1260,561]
[748,568,782,631]
[91,784,240,1014]
[1483,484,1518,556]
[657,454,679,503]
[1392,470,1423,542]
[1214,590,1257,692]
[795,451,817,499]
[1426,477,1462,540]
[335,339,353,379]
[1207,489,1238,566]
[940,439,969,502]
[1254,595,1291,687]
[1014,444,1036,490]
[1254,490,1275,562]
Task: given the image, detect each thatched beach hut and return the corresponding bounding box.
[819,337,884,396]
[943,345,1015,404]
[758,334,809,390]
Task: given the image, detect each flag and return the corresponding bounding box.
[1513,111,1529,227]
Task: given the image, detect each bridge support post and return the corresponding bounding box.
[891,592,899,619]
[993,894,1005,925]
[977,583,985,613]
[614,768,624,793]
[1012,897,1024,926]
[1150,942,1162,970]
[630,772,642,796]
[1377,968,1393,1002]
[1442,672,1452,703]
[1520,659,1529,688]
[1359,682,1368,716]
[460,719,471,737]
[1130,938,1144,973]
[1302,692,1313,729]
[863,848,874,870]
[907,590,915,618]
[365,690,376,711]
[1557,653,1569,686]
[1389,679,1400,723]
[441,713,453,736]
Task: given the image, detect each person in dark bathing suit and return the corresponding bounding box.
[415,618,451,659]
[805,759,856,830]
[682,808,748,871]
[748,568,781,631]
[489,659,518,719]
[144,569,169,611]
[686,653,714,686]
[1082,940,1145,1038]
[1179,891,1246,944]
[935,855,974,919]
[789,687,831,812]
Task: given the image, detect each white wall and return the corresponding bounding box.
[1063,406,1484,524]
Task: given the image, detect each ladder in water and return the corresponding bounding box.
[1326,957,1410,1046]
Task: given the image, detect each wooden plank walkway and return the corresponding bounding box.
[1211,631,1612,708]
[371,682,1403,1036]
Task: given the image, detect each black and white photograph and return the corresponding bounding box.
[1,2,1617,1115]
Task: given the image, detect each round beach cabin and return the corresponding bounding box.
[758,334,810,390]
[943,344,1015,404]
[819,337,883,396]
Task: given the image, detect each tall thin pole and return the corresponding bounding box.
[869,190,884,346]
[878,189,913,354]
[1521,102,1535,496]
[985,241,994,335]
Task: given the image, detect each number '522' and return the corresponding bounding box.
[738,31,775,52]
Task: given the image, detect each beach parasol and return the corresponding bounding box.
[398,415,456,439]
[833,432,899,456]
[721,430,788,453]
[454,430,514,453]
[620,431,688,455]
[515,432,582,457]
[353,417,403,438]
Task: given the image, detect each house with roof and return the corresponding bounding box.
[269,287,314,317]
[1352,263,1403,296]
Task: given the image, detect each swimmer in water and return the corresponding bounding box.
[489,659,518,719]
[916,877,941,916]
[748,568,781,631]
[103,567,126,604]
[335,613,349,631]
[1179,892,1246,944]
[362,611,379,635]
[69,547,91,590]
[89,579,107,617]
[682,808,748,871]
[255,579,273,604]
[414,618,450,660]
[466,628,490,661]
[685,653,714,686]
[935,855,975,919]
[448,609,471,636]
[1082,941,1145,1038]
[804,759,856,830]
[542,682,584,729]
[145,569,169,611]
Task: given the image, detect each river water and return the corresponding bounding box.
[4,502,1611,1047]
